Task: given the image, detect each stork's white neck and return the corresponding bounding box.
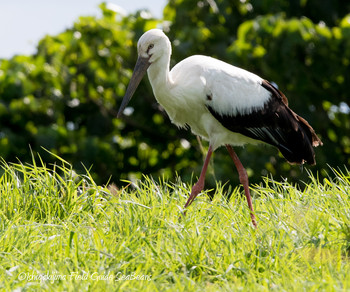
[147,52,173,99]
[144,41,180,121]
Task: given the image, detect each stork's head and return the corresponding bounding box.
[137,29,171,63]
[117,29,171,118]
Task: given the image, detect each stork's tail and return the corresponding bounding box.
[277,114,322,165]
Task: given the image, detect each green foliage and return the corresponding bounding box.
[0,1,349,186]
[1,158,350,290]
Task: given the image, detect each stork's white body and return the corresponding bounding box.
[148,53,270,150]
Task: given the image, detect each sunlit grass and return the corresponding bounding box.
[0,157,349,291]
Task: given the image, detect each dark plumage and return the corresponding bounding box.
[207,80,322,165]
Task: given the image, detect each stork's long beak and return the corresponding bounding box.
[117,56,151,118]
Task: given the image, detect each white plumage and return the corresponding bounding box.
[118,29,322,227]
[163,55,271,149]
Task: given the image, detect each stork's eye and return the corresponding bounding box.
[148,44,154,50]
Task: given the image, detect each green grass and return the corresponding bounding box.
[0,156,349,291]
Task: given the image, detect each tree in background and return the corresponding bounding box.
[0,1,349,187]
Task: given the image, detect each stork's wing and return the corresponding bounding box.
[207,79,322,165]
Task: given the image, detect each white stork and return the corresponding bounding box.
[117,29,322,227]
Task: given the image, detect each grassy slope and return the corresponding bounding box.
[0,158,349,291]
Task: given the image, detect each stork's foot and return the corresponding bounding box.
[179,181,204,220]
[179,146,213,220]
[238,168,257,228]
[178,211,187,220]
[226,145,258,229]
[184,181,205,209]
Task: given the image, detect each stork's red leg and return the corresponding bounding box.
[183,145,213,210]
[226,145,257,228]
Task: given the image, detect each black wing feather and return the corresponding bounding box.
[207,80,322,165]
